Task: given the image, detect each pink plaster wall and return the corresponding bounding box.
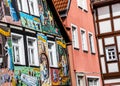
[64,0,103,85]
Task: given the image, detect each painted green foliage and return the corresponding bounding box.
[14,66,40,86]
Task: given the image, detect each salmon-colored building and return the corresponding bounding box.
[53,0,103,86]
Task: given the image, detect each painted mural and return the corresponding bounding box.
[0,0,21,26]
[0,27,14,86]
[14,66,40,86]
[37,33,51,86]
[50,39,70,85]
[38,0,61,35]
[20,12,41,31]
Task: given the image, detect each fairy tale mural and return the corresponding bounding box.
[0,0,71,85]
[0,26,14,86]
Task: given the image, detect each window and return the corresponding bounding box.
[81,29,88,51]
[105,46,117,62]
[28,0,39,16]
[17,0,29,13]
[17,0,39,16]
[88,78,99,86]
[72,24,79,49]
[89,33,95,54]
[27,36,39,66]
[76,73,85,86]
[77,0,88,11]
[48,41,58,67]
[12,33,25,65]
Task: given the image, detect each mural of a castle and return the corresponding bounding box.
[0,0,71,86]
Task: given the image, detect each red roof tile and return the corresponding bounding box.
[52,0,68,12]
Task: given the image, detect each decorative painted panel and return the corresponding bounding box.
[0,0,21,26]
[38,0,61,35]
[37,33,51,86]
[0,27,14,86]
[20,12,41,31]
[14,66,40,86]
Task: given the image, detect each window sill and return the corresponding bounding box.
[83,50,88,53]
[78,6,88,13]
[74,47,80,50]
[91,52,96,55]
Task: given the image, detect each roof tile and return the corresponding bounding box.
[52,0,68,12]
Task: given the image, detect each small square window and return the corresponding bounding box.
[105,46,117,62]
[88,78,99,86]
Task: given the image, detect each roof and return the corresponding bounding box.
[52,0,68,12]
[52,0,71,17]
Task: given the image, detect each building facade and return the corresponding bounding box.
[92,0,120,85]
[53,0,103,86]
[0,0,71,86]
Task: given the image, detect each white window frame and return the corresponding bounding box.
[87,76,100,86]
[27,36,39,66]
[105,46,117,62]
[17,0,39,16]
[80,28,88,51]
[48,40,58,67]
[71,24,79,49]
[17,0,29,13]
[11,33,25,65]
[77,0,88,11]
[28,0,39,16]
[76,73,85,86]
[88,32,95,54]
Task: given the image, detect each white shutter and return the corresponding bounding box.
[75,28,79,48]
[91,35,95,53]
[83,0,88,11]
[77,0,83,8]
[83,32,88,51]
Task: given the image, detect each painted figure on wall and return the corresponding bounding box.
[40,53,50,86]
[7,0,19,21]
[38,0,60,35]
[37,33,51,86]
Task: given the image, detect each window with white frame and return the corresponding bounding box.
[17,0,29,13]
[76,75,85,86]
[89,33,95,54]
[72,24,79,49]
[81,29,88,51]
[105,46,117,62]
[88,78,99,86]
[48,41,58,67]
[12,33,25,65]
[77,0,88,11]
[27,36,39,66]
[17,0,39,16]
